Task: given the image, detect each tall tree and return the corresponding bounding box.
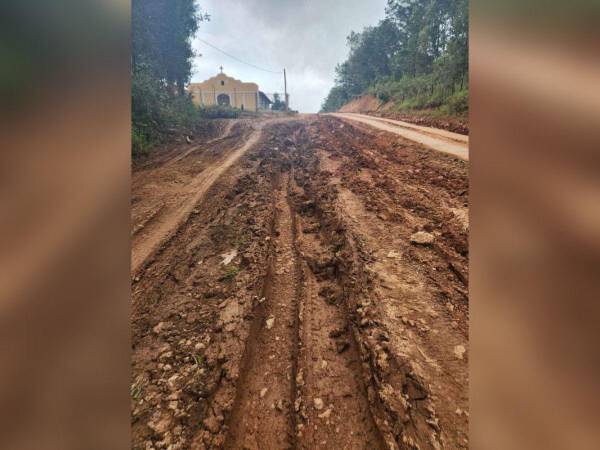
[321,0,468,113]
[335,19,400,97]
[132,0,208,94]
[131,0,209,155]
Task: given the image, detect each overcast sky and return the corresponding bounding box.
[191,0,387,113]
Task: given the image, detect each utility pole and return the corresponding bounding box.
[283,68,288,112]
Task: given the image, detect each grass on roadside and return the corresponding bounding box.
[219,265,240,281]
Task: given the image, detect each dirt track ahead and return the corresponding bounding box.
[131,115,469,450]
[331,113,469,161]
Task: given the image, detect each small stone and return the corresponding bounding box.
[426,417,441,431]
[148,411,171,434]
[153,322,166,334]
[195,343,205,350]
[410,231,435,245]
[318,408,332,419]
[159,351,173,360]
[266,316,275,330]
[313,398,324,410]
[167,374,179,389]
[260,388,268,398]
[454,345,466,359]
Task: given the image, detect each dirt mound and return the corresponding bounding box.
[339,95,382,113]
[338,96,469,135]
[375,111,470,135]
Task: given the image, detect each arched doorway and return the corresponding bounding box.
[217,93,230,106]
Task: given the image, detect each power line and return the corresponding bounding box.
[196,38,282,74]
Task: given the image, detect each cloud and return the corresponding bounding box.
[192,0,387,112]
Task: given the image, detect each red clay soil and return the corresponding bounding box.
[339,95,383,114]
[374,111,469,135]
[132,119,232,172]
[131,115,469,450]
[338,94,469,135]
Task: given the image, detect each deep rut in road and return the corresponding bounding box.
[223,172,300,449]
[292,176,386,450]
[131,122,265,274]
[223,151,383,450]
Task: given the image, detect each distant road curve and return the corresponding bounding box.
[329,112,469,161]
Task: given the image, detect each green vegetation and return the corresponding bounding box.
[192,353,205,366]
[197,105,242,119]
[131,0,210,157]
[271,93,286,111]
[130,376,146,400]
[321,0,468,116]
[220,265,240,281]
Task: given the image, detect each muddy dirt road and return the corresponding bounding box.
[131,115,469,450]
[330,113,469,161]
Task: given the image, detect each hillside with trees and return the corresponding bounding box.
[132,0,213,156]
[321,0,468,117]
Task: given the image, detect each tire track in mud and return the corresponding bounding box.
[223,172,300,450]
[132,124,289,450]
[131,121,252,243]
[302,117,469,449]
[333,113,469,144]
[221,123,385,450]
[333,183,467,449]
[165,120,237,167]
[131,122,266,274]
[293,195,386,450]
[331,113,469,161]
[132,119,233,173]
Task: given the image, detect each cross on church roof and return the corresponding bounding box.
[219,66,223,74]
